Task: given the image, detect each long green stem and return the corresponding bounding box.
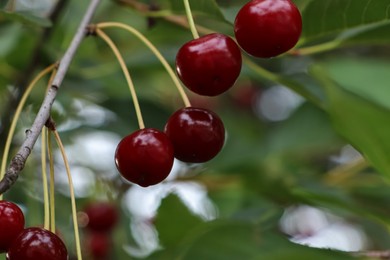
[96,28,145,129]
[47,130,56,233]
[183,0,199,39]
[243,57,325,110]
[41,129,50,230]
[96,22,191,107]
[53,130,82,260]
[0,64,56,200]
[291,40,343,56]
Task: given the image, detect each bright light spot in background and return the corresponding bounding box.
[255,85,304,122]
[56,99,116,132]
[280,205,368,252]
[55,166,96,198]
[56,131,121,179]
[330,144,363,165]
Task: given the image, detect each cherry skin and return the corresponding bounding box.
[0,201,25,253]
[115,128,174,187]
[164,107,225,163]
[234,0,302,58]
[176,33,242,96]
[6,227,68,260]
[84,201,119,233]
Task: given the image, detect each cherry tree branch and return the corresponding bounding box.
[0,0,101,195]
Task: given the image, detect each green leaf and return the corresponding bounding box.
[0,10,52,27]
[263,104,340,157]
[155,194,204,248]
[322,58,390,110]
[168,0,226,22]
[310,65,390,177]
[340,22,390,45]
[301,0,390,43]
[177,221,358,260]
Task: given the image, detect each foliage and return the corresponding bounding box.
[1,0,390,259]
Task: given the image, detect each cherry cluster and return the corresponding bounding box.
[0,200,68,259]
[83,201,119,259]
[114,0,302,187]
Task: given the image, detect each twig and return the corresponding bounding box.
[0,0,101,195]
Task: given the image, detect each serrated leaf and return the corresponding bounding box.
[168,0,226,22]
[301,0,390,43]
[0,10,52,27]
[310,65,390,177]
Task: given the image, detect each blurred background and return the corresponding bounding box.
[1,0,390,259]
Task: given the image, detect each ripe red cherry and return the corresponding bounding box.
[176,33,242,96]
[234,0,302,58]
[164,107,225,163]
[6,227,68,260]
[115,128,174,187]
[0,201,25,252]
[84,202,119,232]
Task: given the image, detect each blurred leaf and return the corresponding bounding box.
[311,65,390,177]
[176,221,358,260]
[263,103,340,157]
[0,10,52,27]
[323,58,390,110]
[168,0,226,22]
[301,0,390,42]
[155,194,204,248]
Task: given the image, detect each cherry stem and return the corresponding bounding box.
[47,130,56,233]
[96,28,146,129]
[53,130,82,260]
[96,22,191,107]
[183,0,199,39]
[0,63,57,200]
[290,40,342,56]
[324,157,368,185]
[41,128,50,230]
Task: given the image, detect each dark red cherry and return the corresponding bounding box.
[7,227,68,260]
[86,232,111,259]
[0,201,25,252]
[176,33,242,96]
[84,202,119,232]
[165,107,225,163]
[234,0,302,58]
[115,128,174,187]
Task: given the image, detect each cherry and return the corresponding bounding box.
[0,201,25,253]
[85,232,111,260]
[84,201,119,233]
[164,107,225,163]
[234,0,302,58]
[6,227,68,260]
[115,128,174,187]
[176,33,242,96]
